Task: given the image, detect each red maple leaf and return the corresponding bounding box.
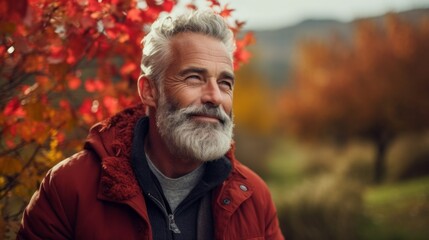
[67,75,81,90]
[207,0,220,7]
[103,95,119,115]
[233,33,255,69]
[1,0,28,22]
[59,100,71,110]
[219,4,234,18]
[85,78,105,92]
[127,9,142,22]
[162,0,175,12]
[79,98,93,115]
[230,20,246,34]
[186,3,197,10]
[47,45,67,64]
[120,61,137,76]
[3,97,25,117]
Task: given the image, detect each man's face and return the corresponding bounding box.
[155,32,235,162]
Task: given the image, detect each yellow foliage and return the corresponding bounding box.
[34,125,51,145]
[12,185,30,199]
[233,64,277,135]
[44,147,63,164]
[35,75,53,90]
[23,55,45,73]
[19,166,40,190]
[36,132,64,164]
[0,157,22,175]
[0,176,6,188]
[23,101,45,122]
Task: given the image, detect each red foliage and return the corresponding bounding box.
[0,1,253,231]
[234,32,255,68]
[220,4,234,18]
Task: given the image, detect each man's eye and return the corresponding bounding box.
[219,80,233,90]
[186,75,201,80]
[185,75,203,83]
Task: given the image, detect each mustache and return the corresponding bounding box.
[178,104,231,125]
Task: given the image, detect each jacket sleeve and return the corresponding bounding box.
[265,195,284,240]
[17,168,73,240]
[261,182,284,240]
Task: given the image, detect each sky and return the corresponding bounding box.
[173,0,429,30]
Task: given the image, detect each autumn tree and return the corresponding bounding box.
[232,55,280,176]
[0,0,252,236]
[280,13,429,183]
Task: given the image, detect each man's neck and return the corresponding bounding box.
[145,116,203,178]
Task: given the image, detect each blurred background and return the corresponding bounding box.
[226,0,429,239]
[1,0,429,239]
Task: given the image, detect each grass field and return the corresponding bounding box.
[266,139,429,240]
[360,176,429,240]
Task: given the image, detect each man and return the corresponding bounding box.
[18,10,284,240]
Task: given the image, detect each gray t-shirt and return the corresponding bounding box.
[146,156,205,212]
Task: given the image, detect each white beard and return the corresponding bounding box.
[155,91,234,162]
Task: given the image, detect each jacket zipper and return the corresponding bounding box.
[147,192,181,234]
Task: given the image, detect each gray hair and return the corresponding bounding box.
[140,10,235,85]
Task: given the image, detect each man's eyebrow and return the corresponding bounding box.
[178,67,207,77]
[220,71,235,83]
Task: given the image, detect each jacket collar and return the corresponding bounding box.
[85,104,241,202]
[89,104,147,202]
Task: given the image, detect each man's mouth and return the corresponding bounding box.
[190,114,222,124]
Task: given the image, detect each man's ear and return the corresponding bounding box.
[137,75,157,107]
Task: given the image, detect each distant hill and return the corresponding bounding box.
[248,8,429,88]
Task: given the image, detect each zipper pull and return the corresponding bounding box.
[168,214,181,234]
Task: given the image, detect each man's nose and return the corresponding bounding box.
[201,78,222,106]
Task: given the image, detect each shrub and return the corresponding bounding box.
[386,132,429,182]
[279,175,364,240]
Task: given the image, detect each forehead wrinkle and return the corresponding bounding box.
[178,54,233,75]
[169,33,233,77]
[180,56,232,67]
[180,50,232,63]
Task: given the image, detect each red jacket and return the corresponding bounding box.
[18,105,284,240]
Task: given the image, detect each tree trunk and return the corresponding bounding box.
[374,138,390,183]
